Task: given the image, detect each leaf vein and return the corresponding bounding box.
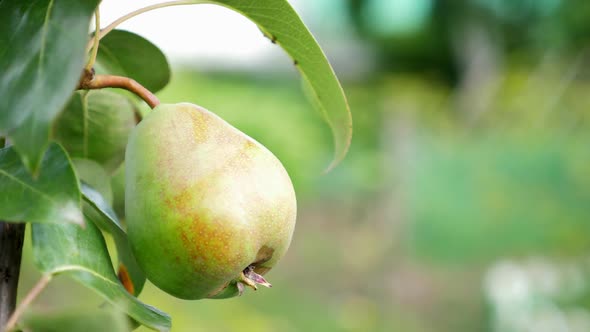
[0,169,58,203]
[37,0,55,77]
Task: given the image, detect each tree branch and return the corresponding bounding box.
[0,222,25,331]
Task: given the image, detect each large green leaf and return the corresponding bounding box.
[32,218,171,331]
[96,29,171,93]
[53,90,137,173]
[81,183,123,233]
[0,0,99,172]
[81,183,147,296]
[74,159,146,295]
[0,143,83,225]
[210,0,352,170]
[73,158,114,204]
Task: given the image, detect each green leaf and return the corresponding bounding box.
[32,219,171,331]
[96,29,171,93]
[74,160,145,294]
[81,183,124,234]
[73,158,114,204]
[191,0,352,170]
[0,0,100,172]
[53,90,137,173]
[111,162,126,218]
[0,143,83,225]
[81,183,147,296]
[20,308,131,332]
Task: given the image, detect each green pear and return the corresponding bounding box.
[125,103,297,300]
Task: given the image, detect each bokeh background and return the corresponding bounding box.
[17,0,590,331]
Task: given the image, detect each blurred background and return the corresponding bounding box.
[18,0,590,331]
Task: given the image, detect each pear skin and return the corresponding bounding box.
[125,103,296,299]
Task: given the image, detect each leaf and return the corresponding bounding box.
[110,162,126,218]
[74,160,146,294]
[73,158,114,204]
[31,218,171,331]
[53,90,137,173]
[96,29,171,93]
[80,183,124,235]
[19,308,131,332]
[0,0,100,172]
[0,143,83,225]
[81,183,147,296]
[188,0,352,171]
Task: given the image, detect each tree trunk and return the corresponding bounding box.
[0,222,25,330]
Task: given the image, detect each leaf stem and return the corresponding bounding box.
[86,0,198,49]
[3,274,51,332]
[85,8,101,71]
[77,71,160,109]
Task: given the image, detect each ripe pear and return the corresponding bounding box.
[125,103,297,300]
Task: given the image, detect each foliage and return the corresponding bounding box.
[0,0,100,172]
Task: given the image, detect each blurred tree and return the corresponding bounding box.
[343,0,590,80]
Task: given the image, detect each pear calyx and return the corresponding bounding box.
[237,265,273,296]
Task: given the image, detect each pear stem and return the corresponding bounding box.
[77,70,160,109]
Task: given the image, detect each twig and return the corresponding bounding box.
[3,275,51,332]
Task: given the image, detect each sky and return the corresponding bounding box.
[98,0,307,68]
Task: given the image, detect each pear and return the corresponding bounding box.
[125,103,297,300]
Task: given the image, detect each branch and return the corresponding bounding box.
[0,222,25,331]
[3,275,51,332]
[77,70,160,109]
[0,138,25,330]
